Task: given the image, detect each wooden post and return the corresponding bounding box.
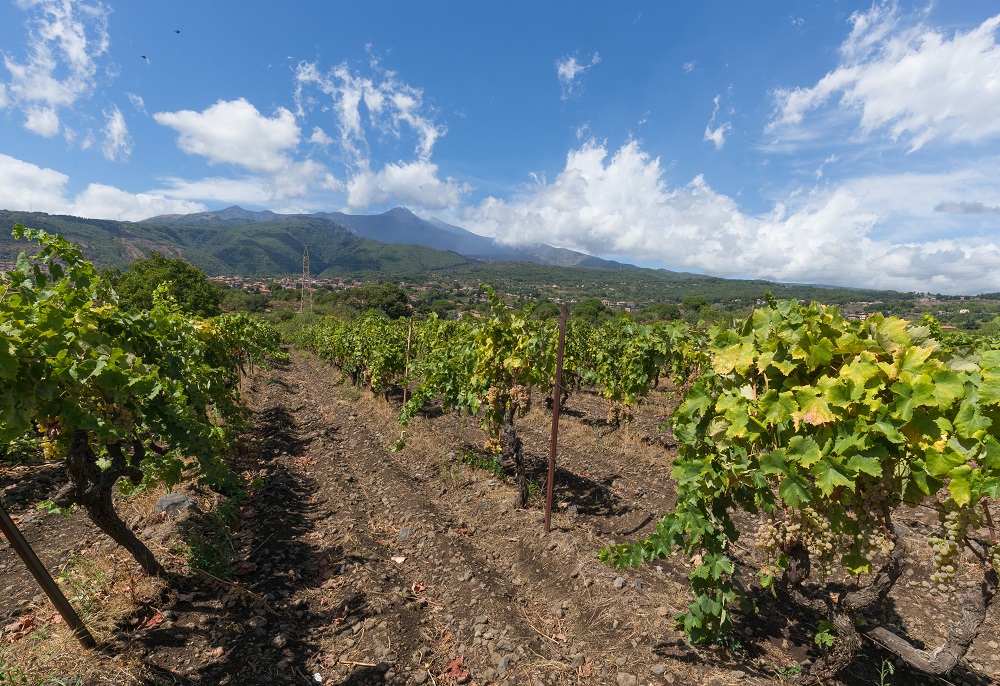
[403,318,414,405]
[0,500,97,648]
[544,304,568,533]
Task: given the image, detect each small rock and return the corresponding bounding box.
[566,504,579,515]
[412,669,428,684]
[271,633,287,649]
[650,664,666,675]
[155,493,195,518]
[398,527,412,541]
[616,673,637,686]
[613,576,627,589]
[656,606,670,617]
[497,654,512,674]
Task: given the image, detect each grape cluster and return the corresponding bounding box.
[754,508,837,579]
[510,384,531,417]
[483,437,501,454]
[854,473,899,514]
[606,403,633,426]
[990,543,1000,573]
[36,421,64,460]
[793,507,838,579]
[862,528,895,562]
[928,505,978,583]
[485,385,504,411]
[754,518,784,556]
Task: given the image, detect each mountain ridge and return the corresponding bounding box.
[145,206,636,270]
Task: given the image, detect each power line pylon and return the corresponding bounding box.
[299,245,312,313]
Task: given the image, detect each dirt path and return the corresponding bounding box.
[3,350,1000,685]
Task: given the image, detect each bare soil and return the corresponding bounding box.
[2,350,999,685]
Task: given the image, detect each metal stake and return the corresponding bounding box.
[0,499,97,648]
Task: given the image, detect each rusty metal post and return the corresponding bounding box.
[0,499,97,648]
[544,304,568,533]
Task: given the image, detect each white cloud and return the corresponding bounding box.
[71,183,205,219]
[154,176,270,206]
[703,95,732,150]
[294,58,460,210]
[770,3,1000,151]
[556,52,600,99]
[0,152,71,209]
[24,105,60,137]
[309,126,333,146]
[295,60,445,164]
[154,98,301,173]
[2,0,110,136]
[127,92,146,114]
[463,139,1000,294]
[0,83,7,108]
[0,154,205,219]
[101,106,132,161]
[682,61,696,73]
[346,160,470,210]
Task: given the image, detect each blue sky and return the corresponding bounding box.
[3,1,1000,294]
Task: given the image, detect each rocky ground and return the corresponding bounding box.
[1,350,999,686]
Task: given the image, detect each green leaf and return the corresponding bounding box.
[759,390,796,425]
[954,400,992,438]
[947,465,973,506]
[931,369,965,408]
[758,449,788,475]
[841,553,872,575]
[778,473,810,508]
[814,620,836,648]
[793,388,835,427]
[813,457,855,496]
[925,444,965,478]
[982,435,1000,470]
[714,340,756,375]
[846,453,882,477]
[787,435,823,468]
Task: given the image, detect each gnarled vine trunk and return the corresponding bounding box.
[500,404,528,508]
[66,429,164,576]
[786,521,996,685]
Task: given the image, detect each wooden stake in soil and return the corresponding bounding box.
[544,304,568,533]
[403,318,414,405]
[0,499,97,648]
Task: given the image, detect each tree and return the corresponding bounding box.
[108,251,223,317]
[533,301,561,320]
[635,302,681,322]
[336,282,412,319]
[572,297,612,324]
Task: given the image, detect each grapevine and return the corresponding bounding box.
[601,298,1000,683]
[1,226,256,575]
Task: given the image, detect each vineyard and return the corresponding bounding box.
[1,229,999,685]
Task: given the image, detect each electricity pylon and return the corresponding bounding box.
[299,245,312,313]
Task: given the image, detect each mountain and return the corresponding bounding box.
[146,205,283,224]
[0,210,470,277]
[147,205,636,270]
